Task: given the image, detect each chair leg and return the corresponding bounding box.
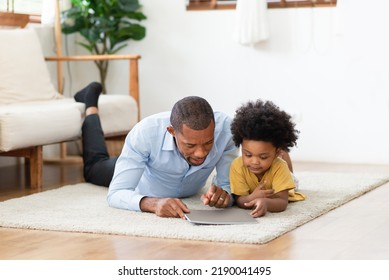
[29,146,43,189]
[1,146,43,189]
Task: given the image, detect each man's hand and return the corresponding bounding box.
[140,197,190,219]
[201,184,230,208]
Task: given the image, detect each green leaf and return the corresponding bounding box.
[109,44,128,54]
[120,24,146,41]
[118,0,141,12]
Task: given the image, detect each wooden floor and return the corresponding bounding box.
[1,159,389,260]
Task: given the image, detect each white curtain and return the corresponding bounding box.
[334,0,346,35]
[233,0,269,46]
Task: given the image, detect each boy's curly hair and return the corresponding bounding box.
[230,100,299,151]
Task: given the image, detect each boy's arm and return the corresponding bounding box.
[236,189,289,212]
[263,190,289,212]
[234,181,274,208]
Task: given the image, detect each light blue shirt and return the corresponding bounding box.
[107,111,238,211]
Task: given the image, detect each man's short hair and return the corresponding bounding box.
[170,96,215,133]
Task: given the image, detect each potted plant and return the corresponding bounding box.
[61,0,146,93]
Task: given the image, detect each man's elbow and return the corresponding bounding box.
[106,189,115,207]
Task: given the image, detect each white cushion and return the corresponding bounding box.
[0,28,60,103]
[0,99,83,151]
[98,95,138,136]
[0,95,138,151]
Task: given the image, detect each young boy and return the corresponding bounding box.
[230,100,305,218]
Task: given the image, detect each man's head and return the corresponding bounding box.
[167,96,215,166]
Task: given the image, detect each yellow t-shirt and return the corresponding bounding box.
[230,157,305,202]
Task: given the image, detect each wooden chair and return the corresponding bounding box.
[0,10,141,189]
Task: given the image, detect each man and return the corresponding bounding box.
[75,82,238,218]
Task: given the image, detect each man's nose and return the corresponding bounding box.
[194,146,207,158]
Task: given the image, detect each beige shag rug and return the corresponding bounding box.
[0,172,388,244]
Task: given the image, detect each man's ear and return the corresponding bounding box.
[167,125,175,136]
[275,148,283,158]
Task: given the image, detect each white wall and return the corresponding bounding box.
[65,0,389,165]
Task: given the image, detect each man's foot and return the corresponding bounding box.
[74,82,102,109]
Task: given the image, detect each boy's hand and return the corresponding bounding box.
[244,198,267,218]
[251,180,274,199]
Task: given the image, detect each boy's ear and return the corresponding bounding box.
[276,148,283,157]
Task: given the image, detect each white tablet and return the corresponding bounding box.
[185,208,257,225]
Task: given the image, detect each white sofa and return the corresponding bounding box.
[0,28,140,188]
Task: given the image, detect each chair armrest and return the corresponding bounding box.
[45,54,141,61]
[45,54,141,121]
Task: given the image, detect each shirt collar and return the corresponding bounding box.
[162,129,176,151]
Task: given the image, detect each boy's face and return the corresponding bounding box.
[241,140,280,177]
[167,122,215,166]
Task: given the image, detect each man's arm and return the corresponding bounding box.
[106,153,146,211]
[203,114,239,208]
[107,122,191,218]
[107,126,148,211]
